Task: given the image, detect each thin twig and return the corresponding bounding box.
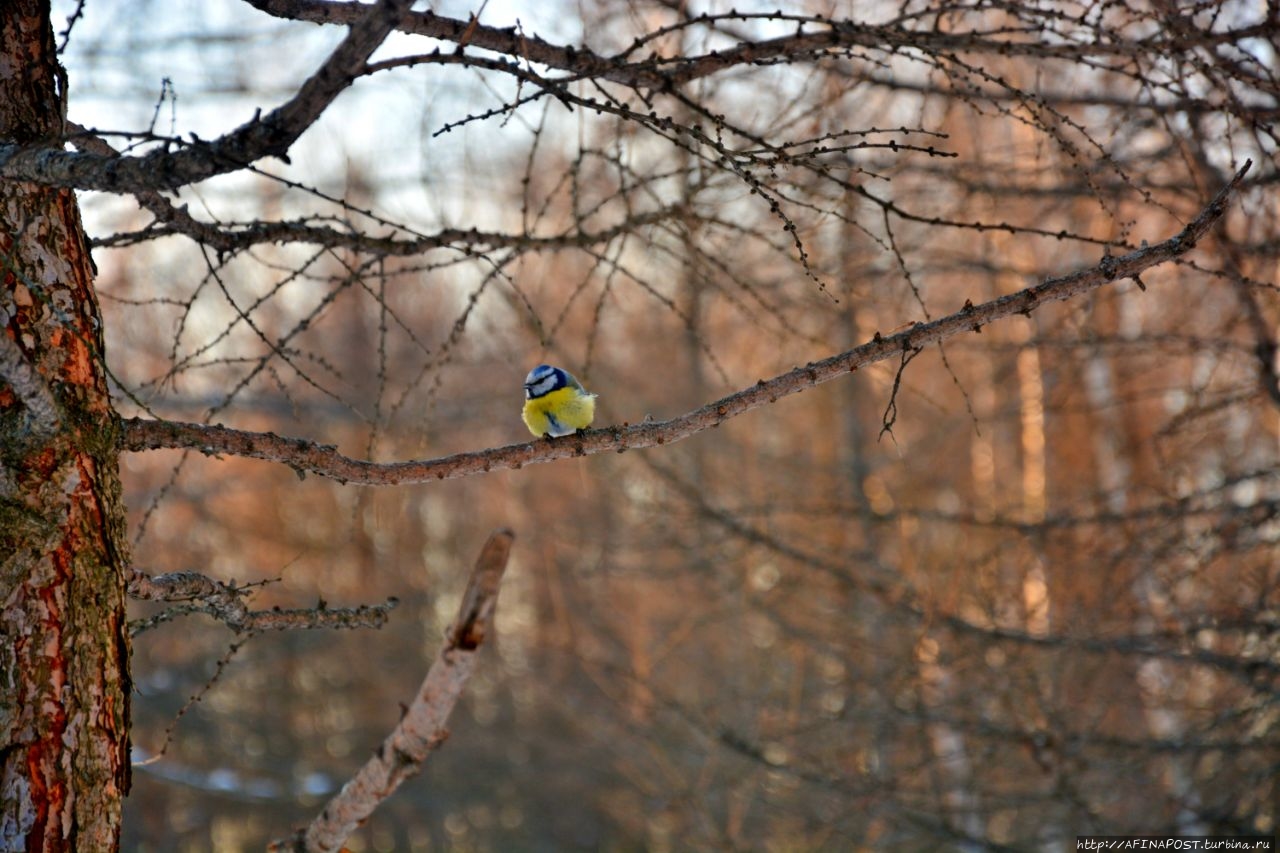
[132,634,255,766]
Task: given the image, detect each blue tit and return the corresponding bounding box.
[522,364,597,438]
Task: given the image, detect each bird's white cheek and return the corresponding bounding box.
[527,378,557,398]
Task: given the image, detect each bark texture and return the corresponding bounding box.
[0,2,131,850]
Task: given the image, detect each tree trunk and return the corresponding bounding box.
[1,2,131,851]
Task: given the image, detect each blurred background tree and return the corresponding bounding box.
[3,0,1276,850]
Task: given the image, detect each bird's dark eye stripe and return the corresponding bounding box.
[524,374,563,398]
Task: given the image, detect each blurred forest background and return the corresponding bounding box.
[49,0,1279,849]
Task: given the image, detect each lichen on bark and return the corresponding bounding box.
[1,2,132,851]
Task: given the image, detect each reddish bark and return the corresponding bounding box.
[1,2,131,851]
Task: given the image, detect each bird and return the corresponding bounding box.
[522,364,597,438]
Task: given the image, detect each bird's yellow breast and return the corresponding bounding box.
[523,386,596,437]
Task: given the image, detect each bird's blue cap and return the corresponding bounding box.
[524,364,558,385]
[524,364,569,399]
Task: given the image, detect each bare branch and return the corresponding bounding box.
[242,1,1280,89]
[127,569,398,635]
[118,161,1252,484]
[879,344,923,443]
[271,529,515,853]
[65,125,682,254]
[92,201,681,255]
[0,0,413,192]
[0,331,60,443]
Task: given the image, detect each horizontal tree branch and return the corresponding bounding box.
[89,200,682,255]
[117,160,1251,483]
[127,569,398,635]
[65,122,682,254]
[4,4,1263,198]
[244,1,1277,89]
[0,0,412,192]
[271,529,515,853]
